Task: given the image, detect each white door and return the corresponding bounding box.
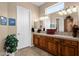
[17,6,31,49]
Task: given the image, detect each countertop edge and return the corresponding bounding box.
[33,32,79,41]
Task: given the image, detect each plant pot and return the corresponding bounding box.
[6,52,15,56]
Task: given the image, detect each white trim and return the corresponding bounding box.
[29,9,33,47]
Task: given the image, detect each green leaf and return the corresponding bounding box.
[4,34,18,53]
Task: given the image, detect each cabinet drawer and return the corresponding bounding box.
[63,40,77,46]
[71,41,78,46]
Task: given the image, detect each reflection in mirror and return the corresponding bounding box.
[56,17,64,32]
[64,15,73,32]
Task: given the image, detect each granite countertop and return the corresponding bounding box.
[33,32,79,41]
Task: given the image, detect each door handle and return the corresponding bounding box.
[17,33,20,35]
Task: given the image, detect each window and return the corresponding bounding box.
[45,2,64,15]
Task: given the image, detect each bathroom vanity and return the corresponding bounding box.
[33,32,79,56]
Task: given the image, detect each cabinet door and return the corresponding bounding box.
[57,43,61,56]
[39,36,47,50]
[47,38,58,55]
[78,42,79,55]
[61,45,78,56]
[33,35,39,46]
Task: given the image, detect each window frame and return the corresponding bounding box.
[45,2,64,15]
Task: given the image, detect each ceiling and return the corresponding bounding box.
[31,2,46,6]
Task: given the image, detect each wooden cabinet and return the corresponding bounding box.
[61,45,78,56]
[57,42,61,56]
[33,34,79,56]
[61,40,78,56]
[47,39,57,55]
[39,36,47,50]
[47,37,60,55]
[33,35,39,47]
[33,34,48,51]
[78,42,79,55]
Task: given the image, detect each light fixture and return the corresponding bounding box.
[58,6,78,16]
[58,11,63,15]
[34,19,38,22]
[62,10,67,15]
[72,6,78,12]
[40,16,49,21]
[44,16,49,19]
[67,8,72,14]
[40,17,44,20]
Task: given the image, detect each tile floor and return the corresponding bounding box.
[15,47,52,56]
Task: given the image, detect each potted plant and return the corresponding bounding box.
[4,34,18,56]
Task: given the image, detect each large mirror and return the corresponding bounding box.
[33,2,79,33]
